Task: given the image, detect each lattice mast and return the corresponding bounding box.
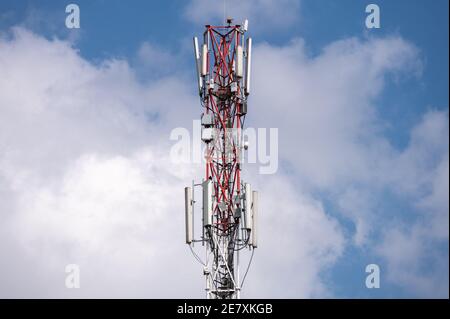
[185,18,258,299]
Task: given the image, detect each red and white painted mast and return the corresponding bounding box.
[185,18,258,299]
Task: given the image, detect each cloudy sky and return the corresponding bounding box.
[0,0,448,298]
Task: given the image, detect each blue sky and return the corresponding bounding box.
[1,0,446,144]
[0,0,447,114]
[0,0,448,298]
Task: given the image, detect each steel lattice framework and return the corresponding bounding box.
[186,19,257,300]
[204,23,245,299]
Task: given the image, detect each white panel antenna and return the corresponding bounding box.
[251,190,258,248]
[244,38,252,95]
[202,179,213,227]
[185,187,193,244]
[201,43,208,76]
[236,45,244,78]
[193,37,203,95]
[244,183,252,230]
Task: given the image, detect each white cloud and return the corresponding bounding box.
[249,35,448,296]
[136,42,182,79]
[373,111,449,297]
[251,36,422,190]
[0,27,345,298]
[0,21,447,298]
[418,154,449,240]
[337,187,373,246]
[0,27,202,297]
[5,150,202,298]
[376,224,448,298]
[246,175,344,297]
[184,0,301,33]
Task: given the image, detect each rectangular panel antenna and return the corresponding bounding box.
[252,190,258,248]
[245,38,252,95]
[202,179,213,227]
[193,37,203,94]
[185,187,193,244]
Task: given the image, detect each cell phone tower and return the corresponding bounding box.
[185,18,258,299]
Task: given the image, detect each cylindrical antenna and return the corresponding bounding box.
[245,37,252,96]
